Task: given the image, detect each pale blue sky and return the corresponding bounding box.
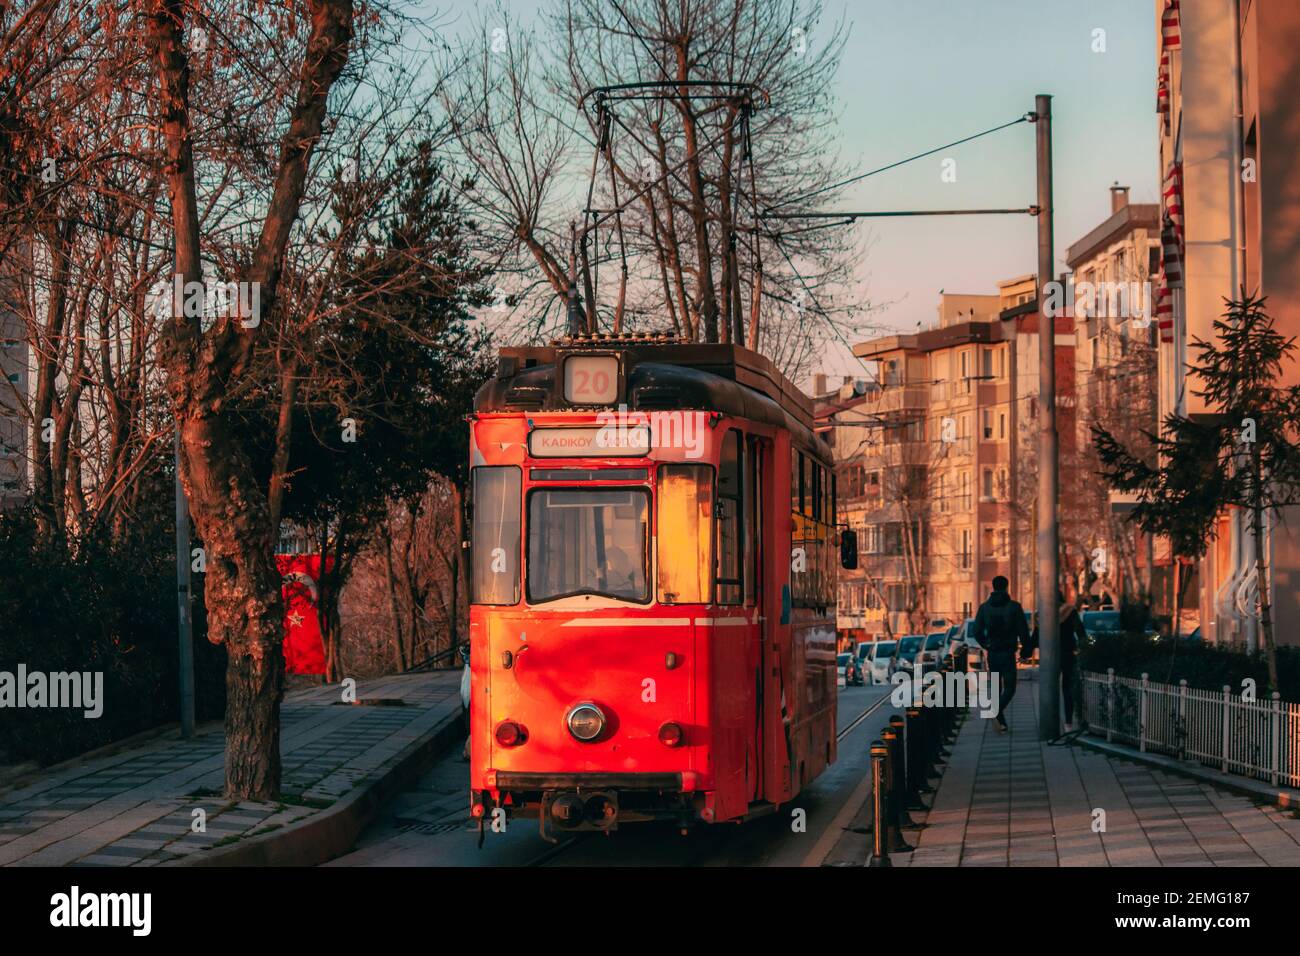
[418,0,1158,378]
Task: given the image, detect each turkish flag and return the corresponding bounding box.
[276,554,328,675]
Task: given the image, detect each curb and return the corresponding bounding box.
[1075,734,1300,811]
[173,708,465,867]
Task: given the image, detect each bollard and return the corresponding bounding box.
[868,739,891,867]
[904,707,931,807]
[879,727,915,851]
[892,713,928,811]
[884,721,920,834]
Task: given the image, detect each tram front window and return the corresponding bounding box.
[527,489,649,603]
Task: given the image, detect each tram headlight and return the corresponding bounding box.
[566,703,606,742]
[495,720,527,747]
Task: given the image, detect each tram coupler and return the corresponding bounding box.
[540,789,619,842]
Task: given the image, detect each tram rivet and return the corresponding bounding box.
[665,652,678,670]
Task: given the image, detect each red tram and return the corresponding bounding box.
[466,334,846,839]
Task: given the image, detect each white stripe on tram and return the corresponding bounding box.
[558,618,693,627]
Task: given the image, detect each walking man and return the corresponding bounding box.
[972,575,1030,732]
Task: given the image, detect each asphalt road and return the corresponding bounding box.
[327,681,898,867]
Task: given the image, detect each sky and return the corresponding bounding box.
[418,0,1159,381]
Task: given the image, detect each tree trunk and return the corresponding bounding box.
[266,354,299,531]
[144,0,354,800]
[1251,449,1279,689]
[674,48,719,343]
[181,412,286,799]
[382,522,408,671]
[450,483,468,652]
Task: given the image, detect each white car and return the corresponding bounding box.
[919,631,948,673]
[866,640,897,685]
[836,652,851,688]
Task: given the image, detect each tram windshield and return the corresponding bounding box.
[527,488,649,602]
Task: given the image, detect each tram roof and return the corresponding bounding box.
[474,337,828,456]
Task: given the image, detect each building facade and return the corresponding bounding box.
[1064,186,1162,610]
[1156,0,1300,646]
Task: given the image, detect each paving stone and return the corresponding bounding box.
[902,674,1294,869]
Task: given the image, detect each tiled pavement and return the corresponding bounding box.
[0,672,461,867]
[901,672,1300,867]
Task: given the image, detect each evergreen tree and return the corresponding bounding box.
[1094,293,1300,689]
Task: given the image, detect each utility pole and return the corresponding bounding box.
[1034,93,1060,740]
[174,427,195,738]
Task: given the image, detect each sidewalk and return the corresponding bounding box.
[0,671,462,867]
[901,671,1300,867]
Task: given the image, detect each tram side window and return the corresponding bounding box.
[791,447,801,514]
[789,449,837,609]
[744,436,760,606]
[716,429,743,605]
[471,466,521,605]
[658,465,712,604]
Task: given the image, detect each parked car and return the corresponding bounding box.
[1080,609,1122,641]
[950,618,987,671]
[943,623,964,664]
[866,640,897,685]
[891,635,926,679]
[919,631,948,674]
[836,652,850,687]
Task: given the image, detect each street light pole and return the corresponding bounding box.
[1034,93,1060,740]
[174,426,195,738]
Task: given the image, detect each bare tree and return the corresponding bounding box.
[441,0,880,378]
[141,0,355,799]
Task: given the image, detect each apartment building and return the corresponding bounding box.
[843,294,1018,636]
[1155,0,1300,646]
[1064,186,1162,607]
[813,377,879,649]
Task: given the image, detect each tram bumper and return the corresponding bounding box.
[476,771,703,835]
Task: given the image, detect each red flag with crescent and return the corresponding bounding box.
[276,554,329,675]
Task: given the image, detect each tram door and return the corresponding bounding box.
[746,434,767,804]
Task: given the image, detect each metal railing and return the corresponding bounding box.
[1082,669,1300,788]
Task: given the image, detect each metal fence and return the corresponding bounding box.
[1081,669,1300,789]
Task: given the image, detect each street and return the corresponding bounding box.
[328,684,895,867]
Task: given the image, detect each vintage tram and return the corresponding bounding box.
[467,334,843,840]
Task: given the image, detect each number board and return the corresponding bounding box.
[563,355,619,404]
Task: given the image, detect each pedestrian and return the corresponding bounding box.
[971,575,1030,733]
[1028,590,1089,730]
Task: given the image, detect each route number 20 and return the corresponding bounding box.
[564,356,618,404]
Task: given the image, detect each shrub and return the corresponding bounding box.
[0,509,226,765]
[1079,631,1300,702]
